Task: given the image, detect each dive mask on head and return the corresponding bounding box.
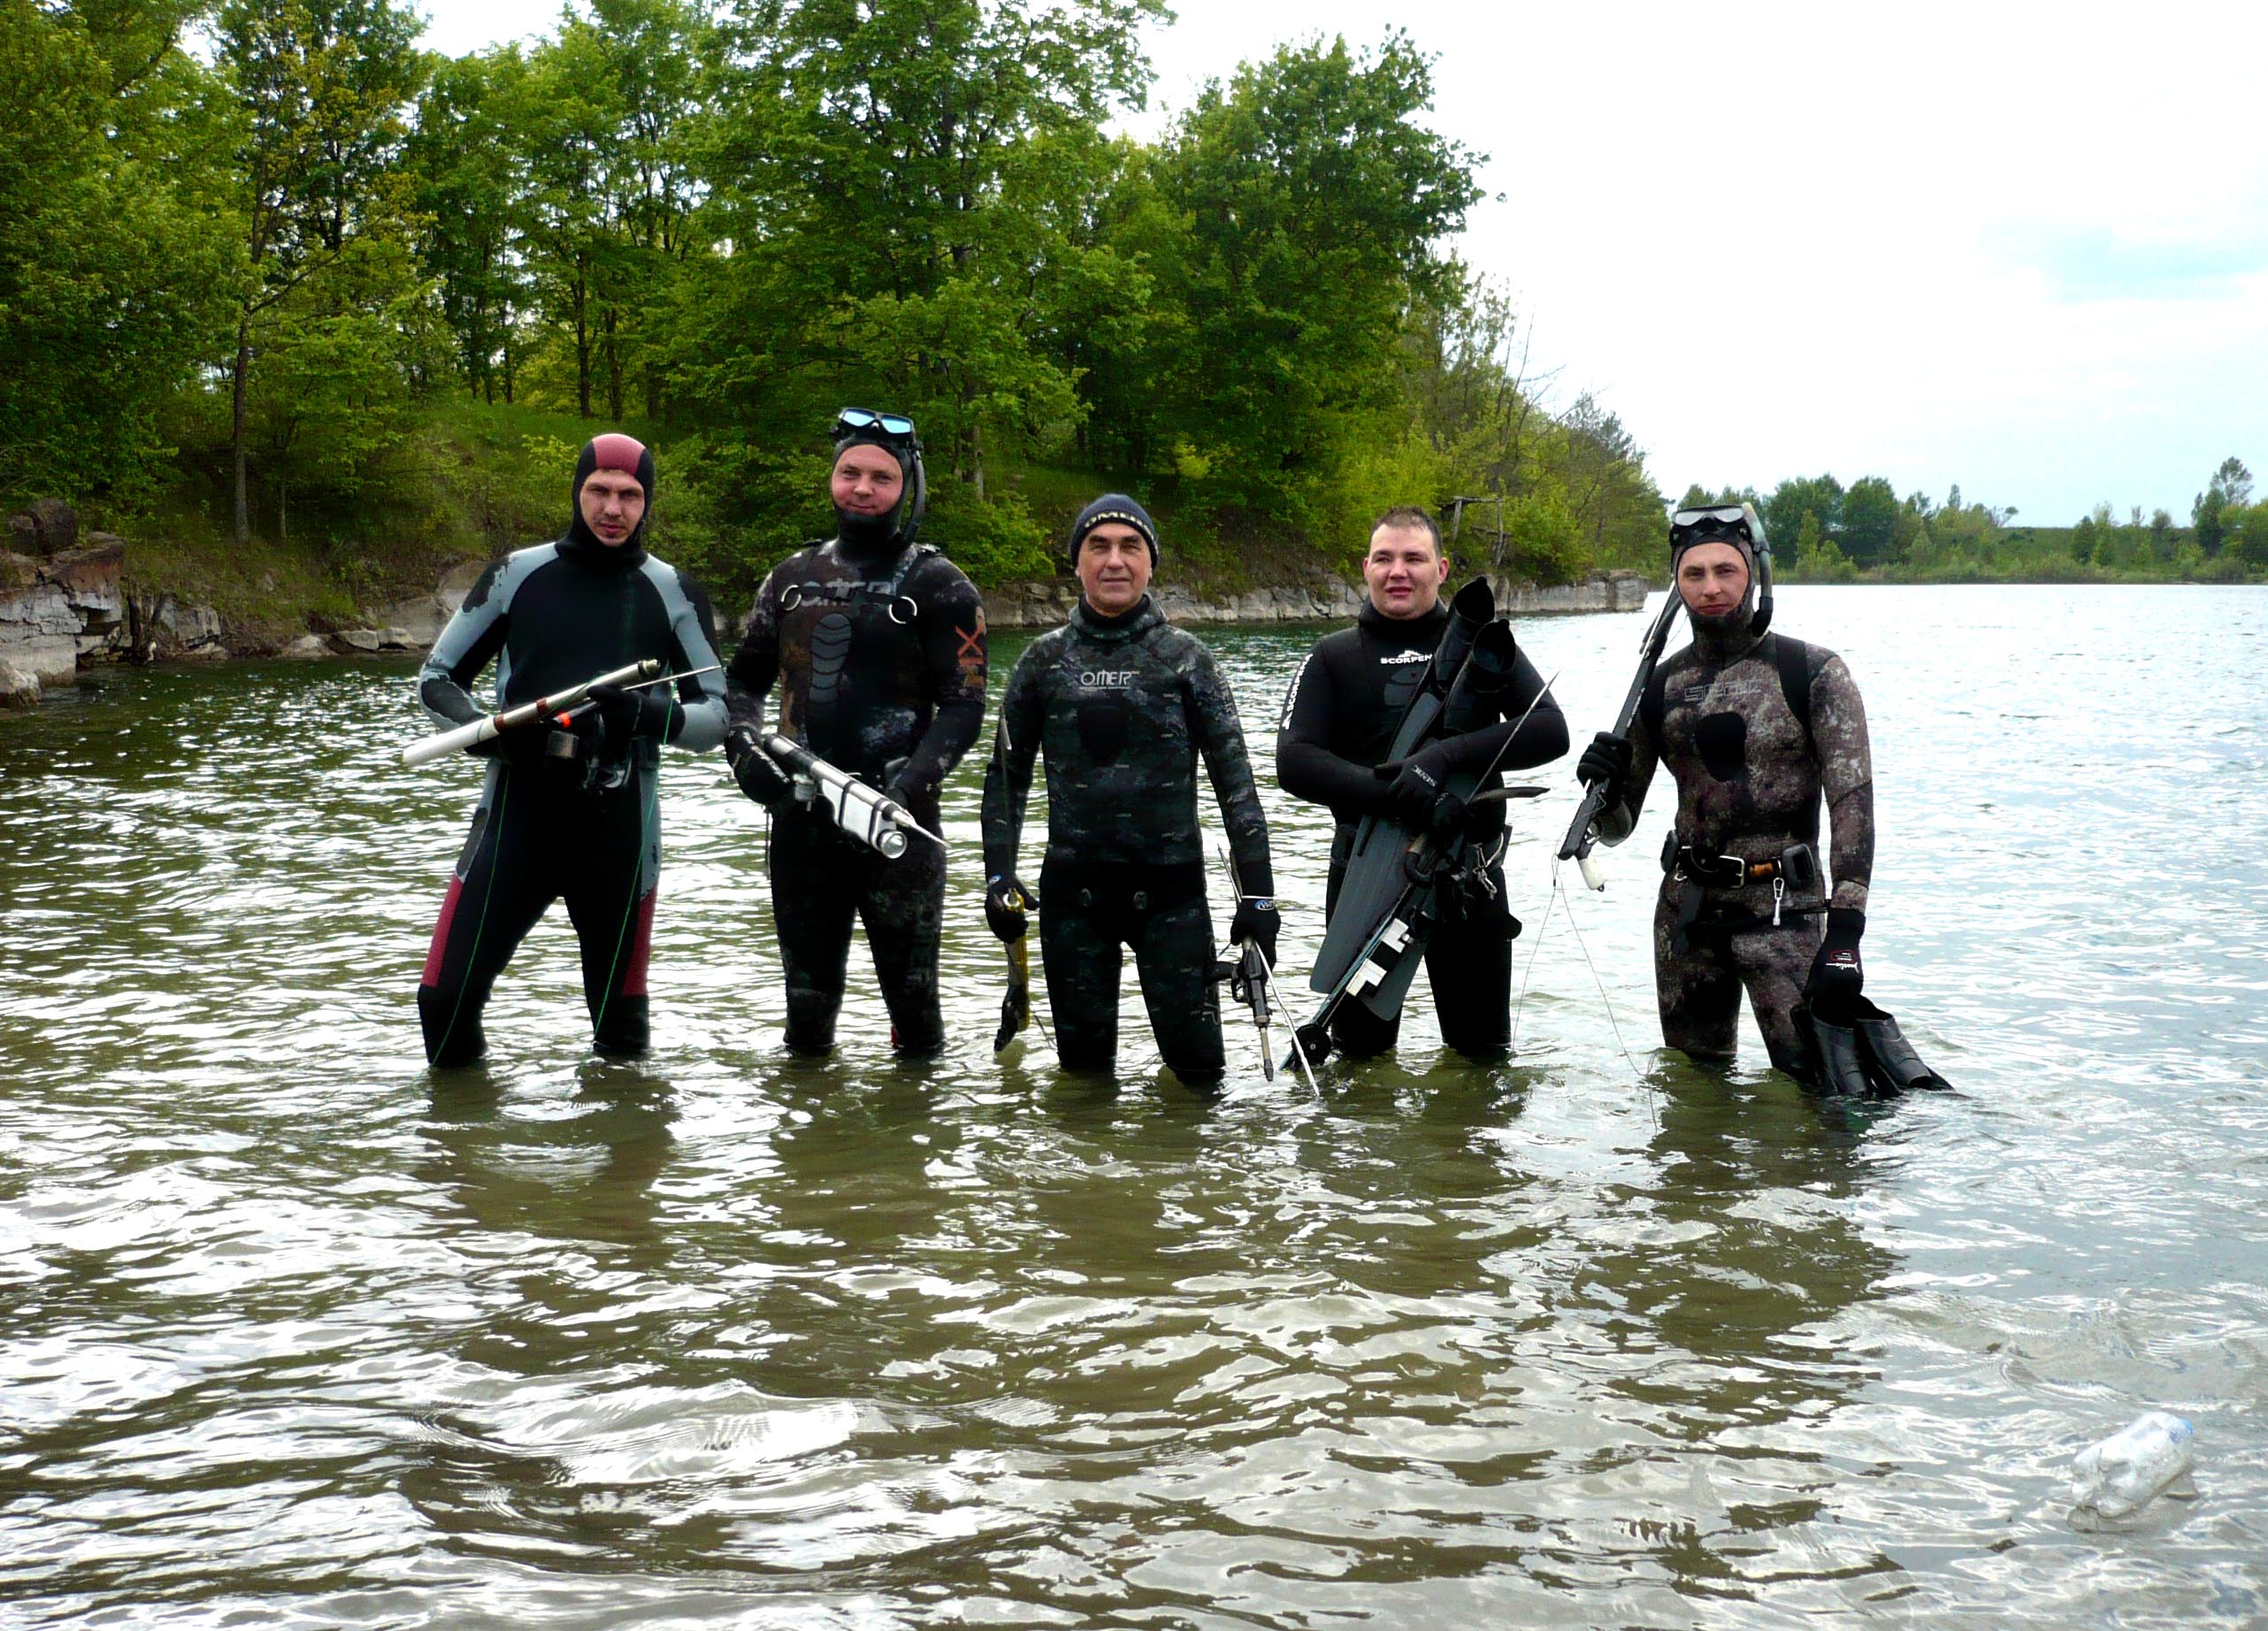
[1669,500,1773,636]
[830,406,926,548]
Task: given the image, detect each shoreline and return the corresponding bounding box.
[1,541,1651,703]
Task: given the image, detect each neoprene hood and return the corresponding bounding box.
[1670,500,1774,637]
[831,410,926,553]
[566,433,655,557]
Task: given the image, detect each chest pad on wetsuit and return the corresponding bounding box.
[780,542,935,724]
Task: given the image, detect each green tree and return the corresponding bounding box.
[1141,32,1481,521]
[1765,474,1843,563]
[214,0,427,541]
[1840,475,1898,564]
[2227,502,2268,570]
[0,1,239,503]
[405,48,534,403]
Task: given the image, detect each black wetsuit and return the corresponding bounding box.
[416,534,728,1065]
[727,535,986,1054]
[981,595,1273,1084]
[1594,619,1873,1075]
[1276,597,1567,1059]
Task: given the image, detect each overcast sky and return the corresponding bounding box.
[420,1,2268,523]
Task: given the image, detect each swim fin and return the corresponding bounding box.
[1794,999,1874,1098]
[1849,997,1950,1092]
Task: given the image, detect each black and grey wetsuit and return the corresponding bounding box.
[1595,618,1873,1074]
[981,594,1273,1084]
[1276,597,1567,1059]
[727,535,987,1054]
[415,532,728,1066]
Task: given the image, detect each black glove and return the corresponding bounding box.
[726,728,793,811]
[985,874,1036,943]
[1577,731,1633,792]
[589,681,675,743]
[1230,896,1281,969]
[880,755,921,812]
[1427,788,1470,844]
[1377,739,1458,827]
[1804,907,1866,1014]
[470,722,550,767]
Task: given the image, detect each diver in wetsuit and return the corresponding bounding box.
[724,410,986,1056]
[980,495,1277,1087]
[1575,502,1874,1079]
[1276,506,1567,1061]
[416,433,729,1066]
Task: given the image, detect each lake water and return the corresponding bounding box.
[2,584,2264,1627]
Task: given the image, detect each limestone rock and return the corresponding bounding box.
[5,497,78,558]
[283,633,331,659]
[0,659,39,708]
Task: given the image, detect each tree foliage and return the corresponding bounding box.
[6,3,1667,597]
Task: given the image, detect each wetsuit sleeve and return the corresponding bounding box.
[1436,647,1570,776]
[724,570,781,735]
[1188,645,1275,897]
[416,561,511,726]
[1812,652,1873,911]
[664,568,728,753]
[1274,642,1384,814]
[896,564,988,803]
[979,647,1044,882]
[1593,706,1660,846]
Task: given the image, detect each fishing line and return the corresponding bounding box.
[1547,860,1660,1126]
[1508,862,1559,1051]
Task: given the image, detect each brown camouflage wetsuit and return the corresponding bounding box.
[727,536,986,1054]
[1594,616,1873,1074]
[981,594,1273,1084]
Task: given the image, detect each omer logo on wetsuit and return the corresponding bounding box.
[982,494,1276,1087]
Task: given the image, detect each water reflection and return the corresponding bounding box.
[3,593,2266,1627]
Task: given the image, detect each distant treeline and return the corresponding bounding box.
[1,0,1665,598]
[1682,456,2267,585]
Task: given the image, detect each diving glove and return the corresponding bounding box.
[726,727,793,811]
[985,875,1036,943]
[1804,907,1866,1015]
[1378,739,1458,826]
[589,680,675,743]
[1229,897,1281,968]
[1577,731,1633,794]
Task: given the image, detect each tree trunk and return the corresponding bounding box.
[602,306,624,422]
[231,319,253,545]
[573,275,592,417]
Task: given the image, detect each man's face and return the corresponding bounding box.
[1077,522,1153,616]
[831,445,904,517]
[578,469,647,547]
[1362,523,1448,620]
[1677,540,1751,618]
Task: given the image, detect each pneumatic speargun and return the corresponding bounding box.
[1557,589,1681,888]
[402,662,722,766]
[402,659,677,765]
[761,734,946,860]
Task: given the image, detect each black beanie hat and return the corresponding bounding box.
[1068,493,1159,570]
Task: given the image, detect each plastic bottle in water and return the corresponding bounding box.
[2069,1411,2195,1520]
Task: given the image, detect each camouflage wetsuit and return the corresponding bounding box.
[416,522,728,1066]
[981,595,1273,1084]
[1276,598,1567,1059]
[1593,618,1873,1074]
[727,535,986,1054]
